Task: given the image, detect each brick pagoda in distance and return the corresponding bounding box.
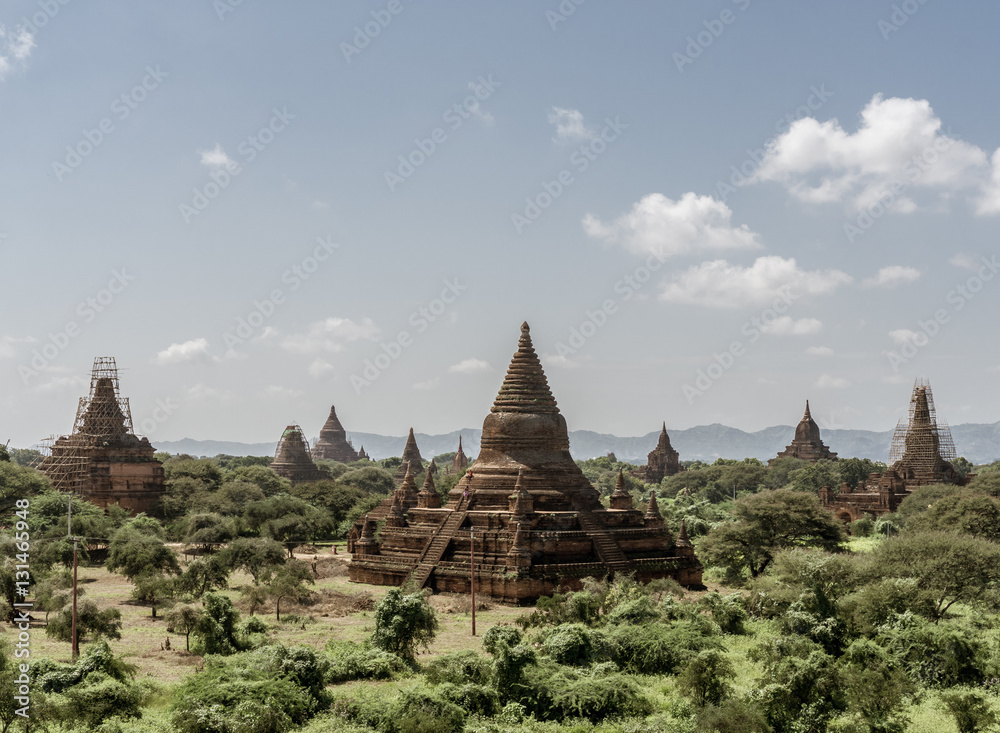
[769,400,838,465]
[821,380,969,521]
[39,358,165,515]
[312,404,360,463]
[348,322,703,603]
[641,423,683,484]
[271,424,328,484]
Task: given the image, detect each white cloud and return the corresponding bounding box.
[806,346,835,356]
[862,265,921,288]
[583,193,760,258]
[199,144,236,168]
[888,329,919,345]
[548,106,594,142]
[0,335,35,359]
[153,338,212,365]
[185,383,235,402]
[977,148,1000,215]
[761,317,823,336]
[0,25,34,80]
[949,253,978,270]
[413,378,440,390]
[264,385,303,399]
[281,317,379,354]
[659,256,852,308]
[752,94,990,212]
[448,358,490,374]
[816,374,850,389]
[34,376,88,393]
[307,358,334,379]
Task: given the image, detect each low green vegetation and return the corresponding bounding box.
[2,452,1000,731]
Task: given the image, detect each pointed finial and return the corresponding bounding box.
[404,460,413,479]
[646,490,661,518]
[804,400,811,419]
[514,467,526,493]
[521,321,530,334]
[677,518,690,546]
[662,421,667,434]
[458,435,463,450]
[614,468,626,494]
[422,466,436,490]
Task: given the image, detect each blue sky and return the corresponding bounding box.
[2,1,999,449]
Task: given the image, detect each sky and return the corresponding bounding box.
[2,0,999,449]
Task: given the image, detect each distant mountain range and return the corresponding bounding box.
[153,421,1000,466]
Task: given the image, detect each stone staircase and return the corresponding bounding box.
[574,507,631,576]
[406,497,469,589]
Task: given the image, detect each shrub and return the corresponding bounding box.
[701,592,748,635]
[540,624,609,667]
[195,593,243,655]
[876,619,990,687]
[519,660,653,723]
[940,687,999,733]
[325,640,409,684]
[371,588,439,661]
[677,649,736,707]
[424,650,492,686]
[385,684,466,733]
[171,645,329,733]
[436,681,500,717]
[607,621,721,675]
[695,699,772,732]
[604,595,661,625]
[61,672,146,728]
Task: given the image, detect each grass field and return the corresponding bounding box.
[8,547,996,732]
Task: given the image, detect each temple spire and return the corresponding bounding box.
[491,321,559,414]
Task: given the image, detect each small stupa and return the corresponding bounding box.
[451,435,469,474]
[394,428,425,483]
[644,423,683,483]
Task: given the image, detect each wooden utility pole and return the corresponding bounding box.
[68,495,78,661]
[470,529,476,636]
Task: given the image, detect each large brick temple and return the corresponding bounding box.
[311,404,360,463]
[770,400,838,464]
[348,322,703,603]
[821,380,968,520]
[271,424,328,484]
[39,357,165,515]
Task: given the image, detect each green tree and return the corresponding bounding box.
[371,588,439,661]
[166,603,202,652]
[677,649,736,706]
[906,489,1000,541]
[838,457,888,489]
[132,571,177,618]
[700,490,847,579]
[223,464,290,496]
[871,531,1000,617]
[766,457,808,489]
[178,554,231,597]
[220,536,286,584]
[940,687,999,733]
[194,592,242,655]
[789,459,840,493]
[337,465,397,495]
[46,599,122,642]
[106,523,180,581]
[264,560,314,621]
[243,494,330,556]
[952,457,974,478]
[968,471,1000,497]
[182,511,235,551]
[9,447,43,467]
